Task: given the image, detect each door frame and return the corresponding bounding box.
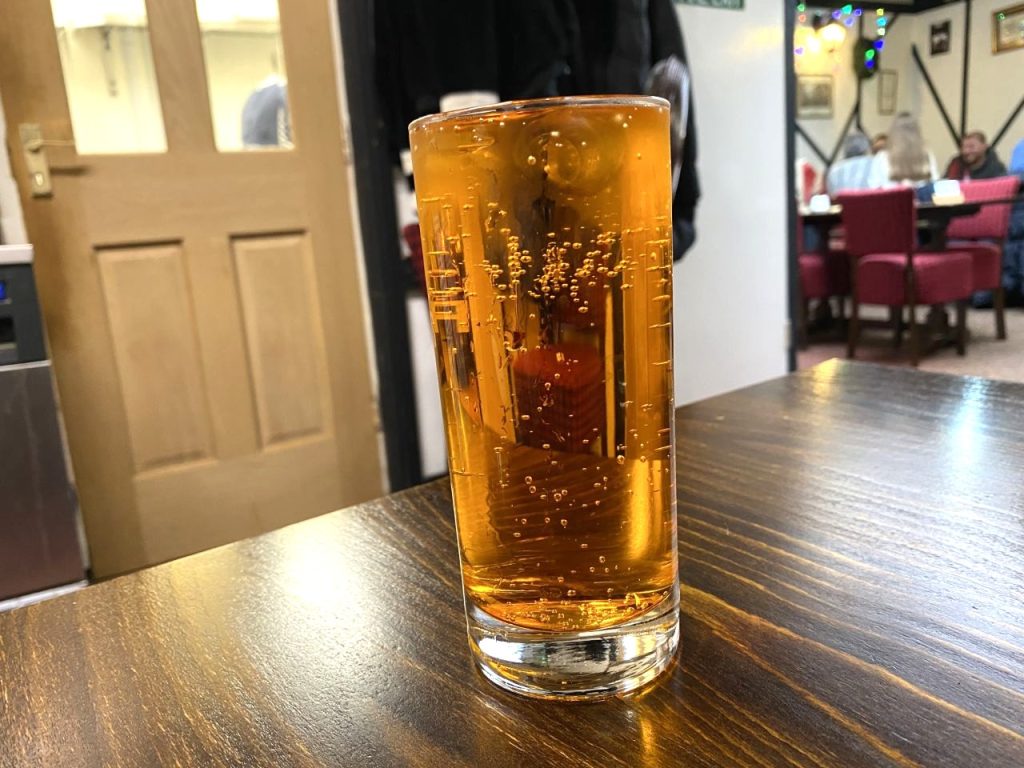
[785,0,798,372]
[336,0,423,490]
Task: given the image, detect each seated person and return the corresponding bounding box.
[826,132,873,195]
[868,113,938,189]
[945,131,1007,180]
[1002,138,1024,306]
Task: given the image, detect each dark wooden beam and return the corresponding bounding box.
[856,14,865,135]
[911,45,961,147]
[992,92,1024,150]
[786,0,798,373]
[829,104,861,167]
[795,123,830,166]
[961,0,971,136]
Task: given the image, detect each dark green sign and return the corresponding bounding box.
[676,0,744,9]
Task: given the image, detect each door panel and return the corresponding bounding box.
[234,232,331,447]
[97,243,214,471]
[0,0,384,576]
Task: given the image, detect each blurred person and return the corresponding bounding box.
[868,113,938,189]
[871,133,888,154]
[1012,138,1024,174]
[1002,138,1024,305]
[945,131,1007,180]
[826,132,873,195]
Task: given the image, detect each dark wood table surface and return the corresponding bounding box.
[3,361,1023,767]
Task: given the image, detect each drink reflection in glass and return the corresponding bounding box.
[409,96,678,699]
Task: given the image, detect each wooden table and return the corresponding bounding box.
[801,195,1024,252]
[2,361,1023,767]
[801,200,985,252]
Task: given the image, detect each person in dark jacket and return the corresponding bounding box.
[1003,138,1024,305]
[945,131,1008,180]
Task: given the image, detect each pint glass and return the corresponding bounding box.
[409,96,679,698]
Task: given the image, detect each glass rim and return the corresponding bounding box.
[408,95,669,132]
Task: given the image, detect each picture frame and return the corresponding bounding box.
[993,3,1024,53]
[930,20,952,55]
[878,70,898,115]
[796,75,833,119]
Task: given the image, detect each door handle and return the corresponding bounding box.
[18,123,80,197]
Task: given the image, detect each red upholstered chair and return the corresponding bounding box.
[838,188,974,366]
[945,175,1021,339]
[797,217,850,348]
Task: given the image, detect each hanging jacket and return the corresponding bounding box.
[944,149,1008,180]
[566,0,700,260]
[375,0,577,162]
[375,0,699,259]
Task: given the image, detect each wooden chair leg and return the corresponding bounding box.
[995,287,1007,340]
[847,259,860,359]
[890,305,903,348]
[798,300,809,350]
[847,296,860,359]
[956,300,968,356]
[907,301,920,367]
[904,258,919,367]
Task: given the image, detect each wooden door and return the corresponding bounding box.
[0,0,384,576]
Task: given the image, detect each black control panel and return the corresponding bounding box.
[0,264,46,365]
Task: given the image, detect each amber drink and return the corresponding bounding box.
[409,96,678,698]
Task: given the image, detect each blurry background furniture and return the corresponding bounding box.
[839,188,974,366]
[797,214,849,348]
[945,176,1022,340]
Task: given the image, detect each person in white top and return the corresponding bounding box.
[827,132,874,195]
[867,113,939,189]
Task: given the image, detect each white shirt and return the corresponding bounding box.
[867,150,939,189]
[826,155,875,195]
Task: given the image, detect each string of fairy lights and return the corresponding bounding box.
[794,4,891,76]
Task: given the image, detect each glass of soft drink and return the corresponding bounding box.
[409,96,679,699]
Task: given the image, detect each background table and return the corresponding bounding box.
[801,200,984,252]
[2,361,1023,767]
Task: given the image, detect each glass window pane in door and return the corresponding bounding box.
[50,0,168,154]
[194,0,292,151]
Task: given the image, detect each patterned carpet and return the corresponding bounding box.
[798,305,1024,384]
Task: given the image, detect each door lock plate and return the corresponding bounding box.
[19,123,53,197]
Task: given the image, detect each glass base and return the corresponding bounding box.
[467,587,679,700]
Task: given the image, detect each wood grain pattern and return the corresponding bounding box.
[2,361,1023,767]
[98,243,213,470]
[233,232,330,447]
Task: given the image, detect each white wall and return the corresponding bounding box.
[796,1,1024,178]
[673,2,790,404]
[55,25,284,154]
[0,94,28,244]
[795,14,918,168]
[56,26,167,153]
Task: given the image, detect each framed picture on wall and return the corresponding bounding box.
[930,20,952,55]
[796,75,833,119]
[878,70,898,115]
[993,4,1024,53]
